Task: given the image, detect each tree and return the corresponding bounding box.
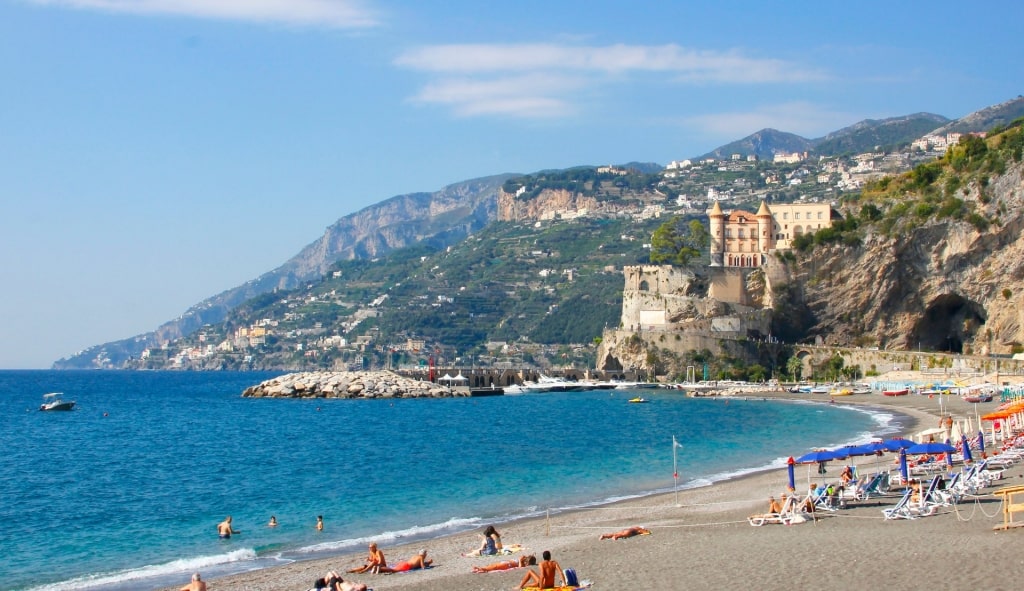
[649,217,709,265]
[786,355,803,381]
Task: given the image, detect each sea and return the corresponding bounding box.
[0,371,906,591]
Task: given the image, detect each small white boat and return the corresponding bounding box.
[40,392,75,411]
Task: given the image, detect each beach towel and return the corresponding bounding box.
[500,543,524,555]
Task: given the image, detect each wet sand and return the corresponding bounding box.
[165,376,1024,591]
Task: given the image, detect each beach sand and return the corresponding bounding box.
[166,375,1024,591]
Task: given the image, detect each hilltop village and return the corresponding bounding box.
[117,130,991,377]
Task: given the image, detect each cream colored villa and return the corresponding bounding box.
[708,200,834,267]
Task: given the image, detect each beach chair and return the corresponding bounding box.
[852,472,888,501]
[918,474,945,512]
[748,495,799,526]
[812,483,841,512]
[938,471,963,505]
[881,489,917,520]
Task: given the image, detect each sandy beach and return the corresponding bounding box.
[167,374,1024,591]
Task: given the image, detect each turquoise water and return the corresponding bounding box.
[0,371,903,590]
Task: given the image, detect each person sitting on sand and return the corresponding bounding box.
[599,526,652,540]
[314,570,367,591]
[472,554,536,573]
[464,525,503,556]
[840,466,854,485]
[347,542,387,574]
[518,550,564,590]
[378,549,432,573]
[180,572,206,591]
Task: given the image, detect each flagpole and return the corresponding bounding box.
[673,435,680,507]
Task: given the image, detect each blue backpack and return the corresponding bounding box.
[564,567,579,587]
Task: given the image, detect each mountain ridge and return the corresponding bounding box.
[55,95,1024,369]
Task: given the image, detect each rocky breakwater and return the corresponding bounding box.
[241,371,458,399]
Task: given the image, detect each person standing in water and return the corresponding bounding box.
[217,516,240,539]
[317,515,324,531]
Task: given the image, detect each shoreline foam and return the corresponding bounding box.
[152,383,1024,591]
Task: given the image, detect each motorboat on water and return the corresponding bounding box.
[628,396,649,403]
[40,392,75,411]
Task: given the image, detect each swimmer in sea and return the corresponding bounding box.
[268,515,278,527]
[317,515,324,531]
[217,516,240,539]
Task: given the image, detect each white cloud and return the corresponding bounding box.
[395,43,826,118]
[683,102,857,138]
[395,43,824,81]
[29,0,378,28]
[409,73,584,119]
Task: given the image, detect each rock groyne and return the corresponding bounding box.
[241,371,460,399]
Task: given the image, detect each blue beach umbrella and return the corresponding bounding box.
[787,457,796,491]
[961,434,973,463]
[906,441,956,455]
[944,439,955,467]
[883,438,916,451]
[794,449,843,464]
[977,431,986,455]
[898,448,909,483]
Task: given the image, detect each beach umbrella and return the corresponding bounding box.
[961,434,973,463]
[883,438,916,451]
[786,457,796,491]
[943,439,954,467]
[794,449,844,464]
[898,449,909,484]
[907,441,956,455]
[977,431,986,455]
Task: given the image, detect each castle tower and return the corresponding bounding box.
[756,200,773,260]
[708,200,725,267]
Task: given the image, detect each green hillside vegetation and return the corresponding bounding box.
[788,118,1024,253]
[502,167,666,201]
[813,116,947,156]
[166,216,669,370]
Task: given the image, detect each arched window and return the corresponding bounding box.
[639,280,650,292]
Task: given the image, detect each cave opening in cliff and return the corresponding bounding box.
[911,294,987,353]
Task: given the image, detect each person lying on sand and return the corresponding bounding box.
[472,554,536,573]
[378,549,432,573]
[347,542,386,574]
[313,570,367,591]
[599,526,651,540]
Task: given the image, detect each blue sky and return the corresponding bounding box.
[1,0,1021,368]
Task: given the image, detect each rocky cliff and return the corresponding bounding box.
[768,158,1024,355]
[497,188,601,221]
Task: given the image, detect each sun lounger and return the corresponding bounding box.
[749,495,799,526]
[882,489,915,520]
[852,472,888,501]
[919,474,947,511]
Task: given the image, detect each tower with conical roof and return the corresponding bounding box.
[708,200,725,266]
[756,200,773,261]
